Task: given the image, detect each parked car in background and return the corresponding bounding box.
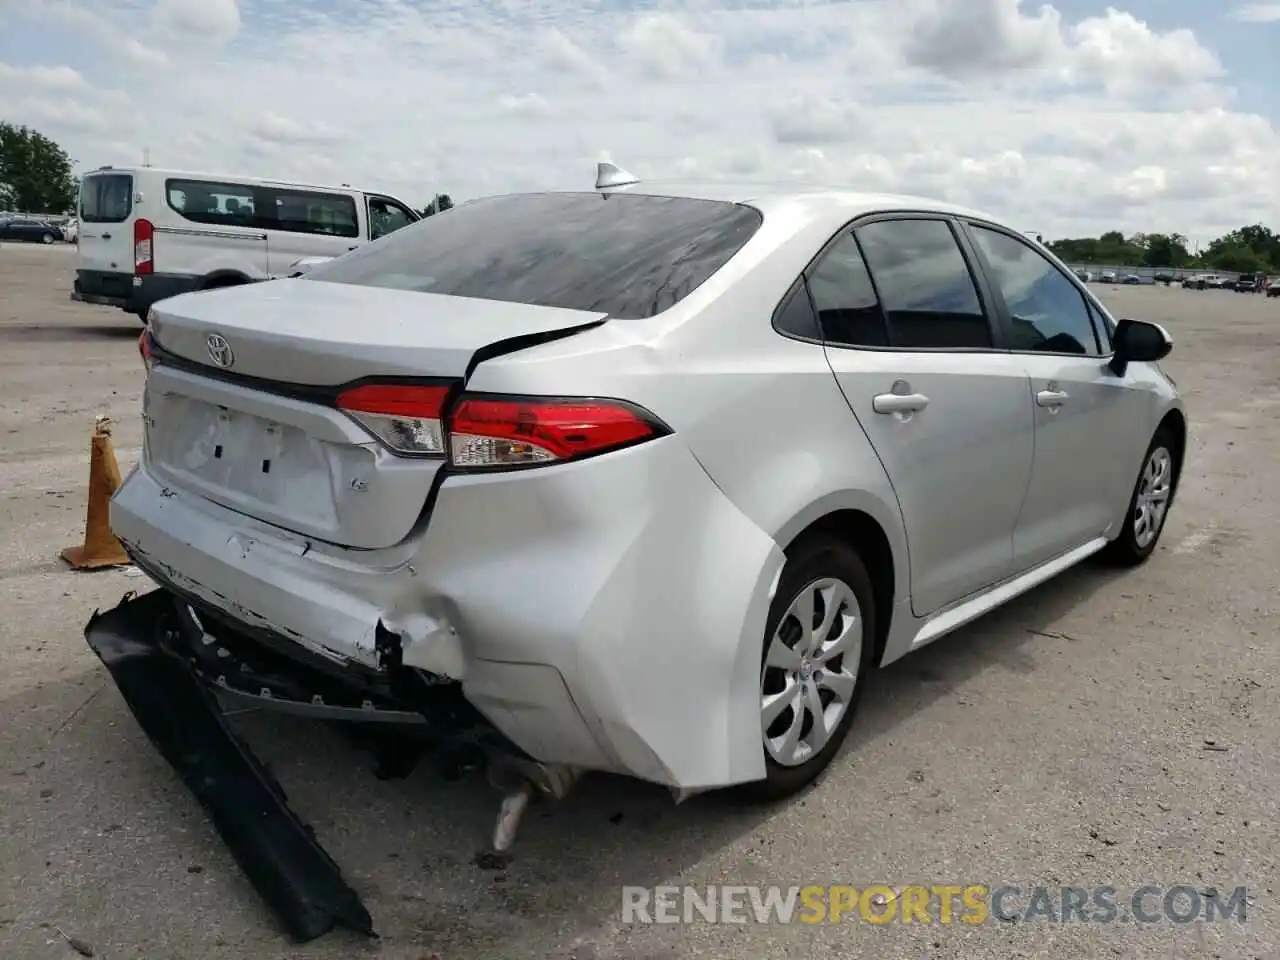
[63,218,78,243]
[1184,274,1227,290]
[1122,274,1142,285]
[71,165,421,321]
[1073,268,1094,282]
[0,214,63,244]
[105,173,1187,826]
[1100,270,1118,283]
[1234,273,1259,292]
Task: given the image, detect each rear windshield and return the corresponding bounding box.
[304,192,763,319]
[79,173,133,223]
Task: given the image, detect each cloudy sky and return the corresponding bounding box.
[1,0,1277,245]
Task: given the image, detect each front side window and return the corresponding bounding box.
[854,218,992,349]
[368,196,416,240]
[305,192,763,319]
[80,174,133,223]
[805,231,887,347]
[969,225,1101,356]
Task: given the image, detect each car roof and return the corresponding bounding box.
[592,179,1005,227]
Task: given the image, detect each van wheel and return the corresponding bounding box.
[200,276,247,292]
[734,535,877,803]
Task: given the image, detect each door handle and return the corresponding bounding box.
[1036,389,1069,407]
[873,392,929,414]
[101,232,111,240]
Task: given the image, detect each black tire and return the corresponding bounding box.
[733,535,878,803]
[1099,427,1179,567]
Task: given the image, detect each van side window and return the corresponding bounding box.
[165,179,360,239]
[166,179,258,227]
[269,189,359,239]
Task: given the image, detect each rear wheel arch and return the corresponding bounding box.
[781,509,896,668]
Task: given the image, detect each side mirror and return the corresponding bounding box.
[1109,318,1172,376]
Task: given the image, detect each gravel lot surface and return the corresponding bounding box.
[1,242,1277,959]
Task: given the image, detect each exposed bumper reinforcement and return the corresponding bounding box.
[84,589,375,943]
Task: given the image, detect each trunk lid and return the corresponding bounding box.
[143,279,607,549]
[149,278,607,383]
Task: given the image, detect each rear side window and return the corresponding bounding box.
[305,192,763,319]
[855,219,992,349]
[269,188,358,239]
[805,231,888,347]
[80,174,133,223]
[165,179,359,239]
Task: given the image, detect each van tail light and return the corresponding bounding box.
[336,383,450,456]
[335,384,670,468]
[448,395,669,469]
[134,218,154,276]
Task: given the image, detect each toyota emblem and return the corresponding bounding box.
[206,333,234,368]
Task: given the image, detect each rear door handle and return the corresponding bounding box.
[1036,390,1069,407]
[101,232,111,240]
[873,392,929,414]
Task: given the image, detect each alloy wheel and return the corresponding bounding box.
[1134,446,1173,550]
[760,577,863,767]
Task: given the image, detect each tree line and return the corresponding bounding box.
[1046,226,1280,275]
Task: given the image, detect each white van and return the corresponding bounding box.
[71,166,420,320]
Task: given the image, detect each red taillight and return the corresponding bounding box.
[134,218,154,276]
[448,395,665,469]
[138,328,155,371]
[336,383,450,456]
[334,383,668,468]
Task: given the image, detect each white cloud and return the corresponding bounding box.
[150,0,242,46]
[0,0,1276,240]
[1229,3,1280,21]
[617,13,724,79]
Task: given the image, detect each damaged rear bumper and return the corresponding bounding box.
[84,588,375,943]
[85,588,543,941]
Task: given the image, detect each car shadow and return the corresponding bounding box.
[4,559,1124,957]
[0,323,141,343]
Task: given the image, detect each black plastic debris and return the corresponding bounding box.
[83,589,375,943]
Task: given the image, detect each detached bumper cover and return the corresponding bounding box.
[84,589,375,943]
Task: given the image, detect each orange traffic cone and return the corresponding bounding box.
[61,415,131,570]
